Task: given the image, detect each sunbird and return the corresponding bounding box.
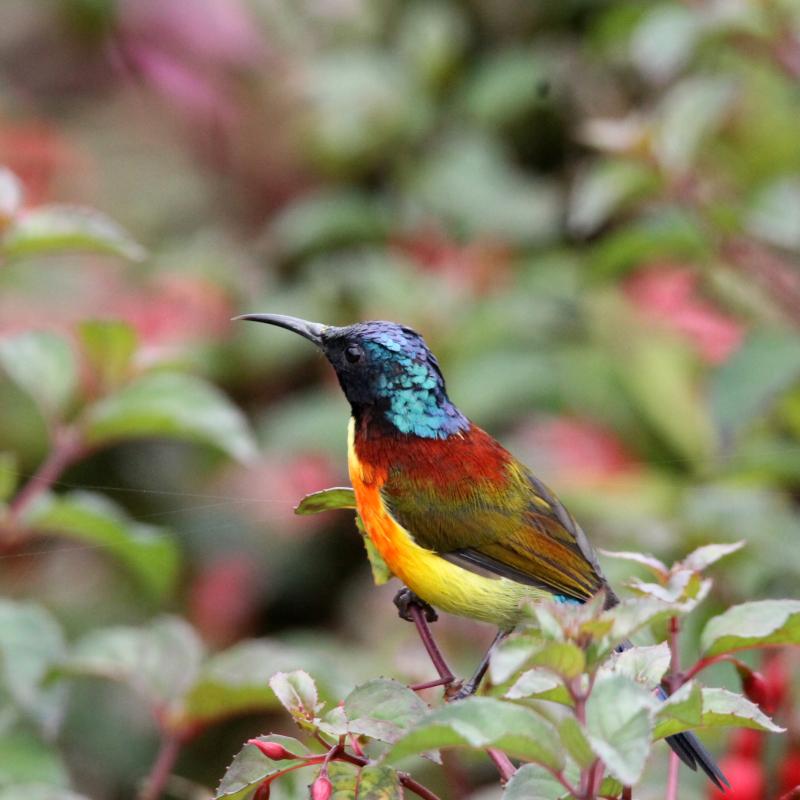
[239,313,727,790]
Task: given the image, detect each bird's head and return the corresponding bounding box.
[237,313,468,438]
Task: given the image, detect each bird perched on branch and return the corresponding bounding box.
[238,313,727,791]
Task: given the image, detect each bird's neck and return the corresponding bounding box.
[352,393,469,441]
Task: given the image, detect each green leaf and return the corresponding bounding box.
[599,549,669,580]
[0,600,67,732]
[680,541,745,572]
[0,787,90,800]
[568,159,657,236]
[27,491,180,600]
[64,616,203,708]
[617,335,714,467]
[269,671,320,721]
[216,735,310,800]
[183,640,301,726]
[396,2,468,89]
[630,5,700,83]
[0,727,69,788]
[77,320,138,394]
[84,371,257,462]
[0,451,17,503]
[627,570,711,611]
[502,763,566,800]
[461,49,549,129]
[302,50,427,173]
[585,675,656,785]
[654,687,783,738]
[700,599,800,657]
[527,642,586,680]
[747,176,800,252]
[504,668,569,706]
[2,205,145,262]
[344,679,428,744]
[271,190,390,260]
[711,330,800,437]
[294,487,356,515]
[559,716,594,769]
[327,761,359,797]
[596,598,676,657]
[0,331,78,420]
[655,76,735,174]
[387,696,563,771]
[605,643,671,688]
[408,132,560,246]
[356,765,402,800]
[652,682,703,739]
[490,635,541,684]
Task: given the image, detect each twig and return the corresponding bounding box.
[139,733,182,800]
[486,748,516,784]
[261,745,443,800]
[3,426,84,534]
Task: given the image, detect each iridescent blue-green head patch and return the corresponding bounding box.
[236,314,469,439]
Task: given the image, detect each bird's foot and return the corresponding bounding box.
[393,587,438,623]
[445,679,476,702]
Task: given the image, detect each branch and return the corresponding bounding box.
[486,748,516,783]
[139,733,182,800]
[3,425,84,536]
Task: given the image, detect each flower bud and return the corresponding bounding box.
[253,781,271,800]
[707,756,764,800]
[247,739,294,760]
[310,774,333,800]
[734,663,772,712]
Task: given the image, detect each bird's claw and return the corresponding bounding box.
[445,680,476,702]
[393,587,438,623]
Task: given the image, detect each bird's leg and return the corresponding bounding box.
[393,588,456,691]
[446,629,508,702]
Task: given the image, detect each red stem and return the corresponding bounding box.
[139,733,182,800]
[4,426,83,533]
[486,748,516,783]
[265,748,443,800]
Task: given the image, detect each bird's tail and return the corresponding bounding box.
[614,635,729,790]
[657,687,729,791]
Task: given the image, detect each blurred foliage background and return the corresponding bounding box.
[1,0,800,798]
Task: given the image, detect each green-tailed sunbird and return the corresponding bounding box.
[239,313,728,790]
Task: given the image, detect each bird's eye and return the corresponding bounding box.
[344,344,363,364]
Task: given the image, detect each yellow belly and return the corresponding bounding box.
[347,419,544,629]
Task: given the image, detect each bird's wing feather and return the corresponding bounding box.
[380,443,607,603]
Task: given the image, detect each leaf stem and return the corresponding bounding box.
[263,745,443,800]
[3,426,84,536]
[139,733,182,800]
[486,748,516,783]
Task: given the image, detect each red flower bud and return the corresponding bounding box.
[247,739,295,760]
[708,756,764,800]
[739,667,772,711]
[311,774,333,800]
[253,781,271,800]
[780,749,800,795]
[763,652,790,714]
[730,728,763,760]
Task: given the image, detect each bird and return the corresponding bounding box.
[238,312,728,790]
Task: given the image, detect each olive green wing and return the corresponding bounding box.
[381,461,608,603]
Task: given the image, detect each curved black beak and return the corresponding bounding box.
[234,313,327,347]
